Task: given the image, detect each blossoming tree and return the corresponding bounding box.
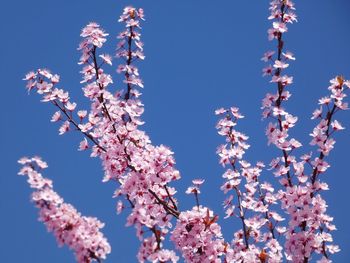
[19,1,348,262]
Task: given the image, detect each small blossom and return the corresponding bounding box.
[273,60,289,69]
[192,178,205,186]
[23,71,37,81]
[319,96,331,105]
[51,111,61,122]
[273,21,288,33]
[215,108,227,115]
[77,110,87,120]
[38,68,53,79]
[311,107,323,119]
[331,120,345,130]
[262,65,273,76]
[97,74,113,87]
[59,121,70,135]
[99,54,113,65]
[65,101,77,111]
[283,51,296,60]
[78,138,89,151]
[261,51,275,62]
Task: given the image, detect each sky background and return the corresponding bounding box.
[1,1,350,262]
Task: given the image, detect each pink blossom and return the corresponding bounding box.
[23,71,37,81]
[78,122,93,133]
[273,21,288,32]
[273,60,289,69]
[282,51,296,60]
[311,106,323,119]
[51,74,60,83]
[36,81,53,94]
[331,120,344,130]
[77,110,87,120]
[215,108,227,115]
[99,54,112,65]
[97,73,113,87]
[261,50,275,62]
[78,138,89,151]
[262,65,273,76]
[65,101,77,111]
[319,96,331,105]
[59,121,70,135]
[38,68,53,79]
[51,111,61,122]
[192,178,205,186]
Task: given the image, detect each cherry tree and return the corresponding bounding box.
[19,1,348,262]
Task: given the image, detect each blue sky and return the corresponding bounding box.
[1,1,350,262]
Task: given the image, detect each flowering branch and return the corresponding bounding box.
[262,0,298,188]
[216,107,283,261]
[18,156,111,263]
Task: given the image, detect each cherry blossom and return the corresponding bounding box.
[20,2,348,262]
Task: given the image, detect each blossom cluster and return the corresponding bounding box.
[171,206,225,263]
[18,157,111,262]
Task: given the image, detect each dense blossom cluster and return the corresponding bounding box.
[20,1,348,262]
[18,157,111,262]
[171,206,225,262]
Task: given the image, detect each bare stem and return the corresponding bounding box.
[148,189,180,218]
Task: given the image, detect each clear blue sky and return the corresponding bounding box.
[1,1,350,262]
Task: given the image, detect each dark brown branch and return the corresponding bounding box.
[51,100,106,153]
[124,26,134,101]
[226,125,250,249]
[151,226,162,250]
[311,104,337,186]
[256,184,276,239]
[164,185,178,211]
[148,189,180,218]
[234,186,249,249]
[91,46,117,133]
[273,3,293,188]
